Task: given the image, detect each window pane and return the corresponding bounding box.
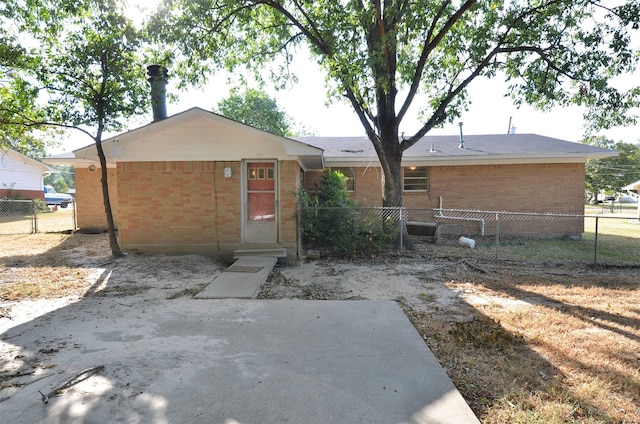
[248,192,275,221]
[403,167,429,191]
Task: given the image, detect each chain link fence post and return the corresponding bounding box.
[296,203,302,259]
[399,206,404,256]
[593,216,599,265]
[495,212,500,261]
[31,199,37,233]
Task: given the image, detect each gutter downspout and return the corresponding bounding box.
[434,196,485,236]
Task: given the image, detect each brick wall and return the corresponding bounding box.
[428,163,585,213]
[75,167,118,230]
[114,160,301,256]
[352,166,384,207]
[427,163,585,236]
[0,189,43,200]
[309,162,585,237]
[278,161,301,247]
[117,161,225,250]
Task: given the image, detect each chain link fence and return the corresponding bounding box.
[297,206,406,258]
[298,206,640,266]
[0,200,77,235]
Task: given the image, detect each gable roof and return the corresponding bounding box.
[1,149,57,173]
[46,108,324,170]
[622,179,640,191]
[295,134,617,166]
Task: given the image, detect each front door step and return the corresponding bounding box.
[195,256,277,299]
[233,248,288,259]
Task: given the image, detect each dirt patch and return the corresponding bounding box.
[259,257,476,322]
[1,234,639,423]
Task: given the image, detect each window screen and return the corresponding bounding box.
[403,166,429,191]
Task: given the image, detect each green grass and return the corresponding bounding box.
[470,215,640,265]
[584,202,639,216]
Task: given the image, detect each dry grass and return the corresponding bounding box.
[406,264,640,423]
[0,233,111,301]
[1,234,638,423]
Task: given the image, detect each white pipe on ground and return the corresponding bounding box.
[458,236,476,249]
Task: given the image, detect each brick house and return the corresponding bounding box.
[46,109,615,258]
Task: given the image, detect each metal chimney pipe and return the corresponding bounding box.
[147,65,168,121]
[458,122,465,149]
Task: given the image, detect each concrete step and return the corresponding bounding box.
[233,248,288,259]
[195,256,277,299]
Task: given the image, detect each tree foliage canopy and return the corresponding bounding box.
[216,88,292,136]
[583,136,640,199]
[151,0,640,138]
[1,0,150,141]
[44,165,75,194]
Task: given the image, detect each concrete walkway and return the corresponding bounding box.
[1,299,479,423]
[195,256,277,299]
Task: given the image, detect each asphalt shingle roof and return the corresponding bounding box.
[294,134,615,161]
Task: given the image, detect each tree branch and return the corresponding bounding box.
[402,49,501,149]
[262,0,378,140]
[0,114,96,140]
[397,0,476,123]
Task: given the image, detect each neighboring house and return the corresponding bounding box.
[0,149,57,200]
[622,179,640,193]
[44,108,616,259]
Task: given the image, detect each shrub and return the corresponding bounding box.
[298,171,399,257]
[33,198,49,213]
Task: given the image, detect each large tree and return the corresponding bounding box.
[216,87,316,136]
[0,0,151,256]
[149,0,639,244]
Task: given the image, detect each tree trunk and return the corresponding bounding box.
[95,138,123,258]
[377,133,414,250]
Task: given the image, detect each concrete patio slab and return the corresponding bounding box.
[195,256,277,299]
[0,299,478,424]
